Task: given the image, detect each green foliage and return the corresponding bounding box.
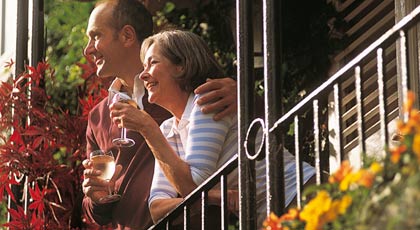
[154,0,236,77]
[280,0,348,109]
[44,0,94,114]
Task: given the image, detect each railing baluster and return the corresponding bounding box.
[201,191,208,230]
[313,100,321,185]
[221,175,228,229]
[398,30,409,122]
[333,84,344,165]
[183,205,189,230]
[294,116,303,209]
[355,66,366,166]
[377,48,389,156]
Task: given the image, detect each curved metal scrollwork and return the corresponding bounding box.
[244,118,266,161]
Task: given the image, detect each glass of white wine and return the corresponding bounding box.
[110,92,136,147]
[90,150,121,203]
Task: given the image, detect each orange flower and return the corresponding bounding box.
[357,170,375,188]
[390,145,407,164]
[413,134,420,160]
[263,209,300,230]
[279,208,299,222]
[355,162,382,188]
[329,160,352,184]
[403,91,415,113]
[263,212,282,230]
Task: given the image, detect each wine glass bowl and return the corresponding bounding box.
[90,150,116,180]
[89,150,121,203]
[110,92,136,147]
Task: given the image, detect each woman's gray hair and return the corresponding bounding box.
[140,29,225,93]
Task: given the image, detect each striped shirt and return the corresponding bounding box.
[149,93,238,204]
[148,93,315,226]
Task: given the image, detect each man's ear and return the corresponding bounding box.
[120,25,137,47]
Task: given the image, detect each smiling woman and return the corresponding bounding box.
[107,29,239,226]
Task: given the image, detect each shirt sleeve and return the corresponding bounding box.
[149,119,179,204]
[148,95,235,204]
[83,118,115,225]
[186,96,234,185]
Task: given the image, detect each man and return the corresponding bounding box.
[81,0,237,229]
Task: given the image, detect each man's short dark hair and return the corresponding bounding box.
[97,0,153,43]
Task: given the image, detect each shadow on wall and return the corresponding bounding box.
[327,91,399,172]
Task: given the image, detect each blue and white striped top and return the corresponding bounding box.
[149,93,238,204]
[148,93,315,226]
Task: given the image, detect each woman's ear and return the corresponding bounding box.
[175,65,185,77]
[120,25,136,47]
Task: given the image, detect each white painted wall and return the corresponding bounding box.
[0,0,34,82]
[0,0,17,81]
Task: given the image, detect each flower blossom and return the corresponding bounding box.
[299,190,352,230]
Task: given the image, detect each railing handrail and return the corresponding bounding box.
[270,4,420,132]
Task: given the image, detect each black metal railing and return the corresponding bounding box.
[150,2,420,229]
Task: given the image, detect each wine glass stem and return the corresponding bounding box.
[121,128,127,139]
[108,182,113,196]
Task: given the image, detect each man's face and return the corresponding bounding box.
[84,4,125,79]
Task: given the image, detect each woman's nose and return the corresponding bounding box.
[139,71,149,81]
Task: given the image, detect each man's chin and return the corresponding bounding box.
[96,70,114,79]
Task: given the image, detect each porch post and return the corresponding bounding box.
[31,0,44,65]
[236,0,257,229]
[263,0,284,216]
[15,0,28,75]
[9,0,29,222]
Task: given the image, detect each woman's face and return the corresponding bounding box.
[140,43,184,106]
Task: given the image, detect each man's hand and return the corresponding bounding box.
[194,77,237,121]
[82,158,122,204]
[208,189,239,214]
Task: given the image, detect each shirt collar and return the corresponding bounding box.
[107,76,145,109]
[167,93,195,137]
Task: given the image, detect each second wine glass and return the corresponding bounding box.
[90,150,121,203]
[110,92,136,147]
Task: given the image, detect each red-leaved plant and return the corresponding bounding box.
[0,58,108,229]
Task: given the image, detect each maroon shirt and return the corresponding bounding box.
[82,94,170,230]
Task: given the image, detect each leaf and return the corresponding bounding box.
[28,184,46,214]
[30,212,44,230]
[9,129,24,147]
[76,55,96,80]
[0,81,13,96]
[4,58,14,69]
[3,206,28,229]
[0,173,19,202]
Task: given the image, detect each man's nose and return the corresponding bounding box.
[84,41,94,57]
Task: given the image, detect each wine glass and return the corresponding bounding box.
[89,150,121,203]
[110,92,136,147]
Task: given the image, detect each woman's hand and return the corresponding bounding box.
[194,78,237,121]
[109,101,158,134]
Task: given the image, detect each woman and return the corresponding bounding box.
[110,29,314,226]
